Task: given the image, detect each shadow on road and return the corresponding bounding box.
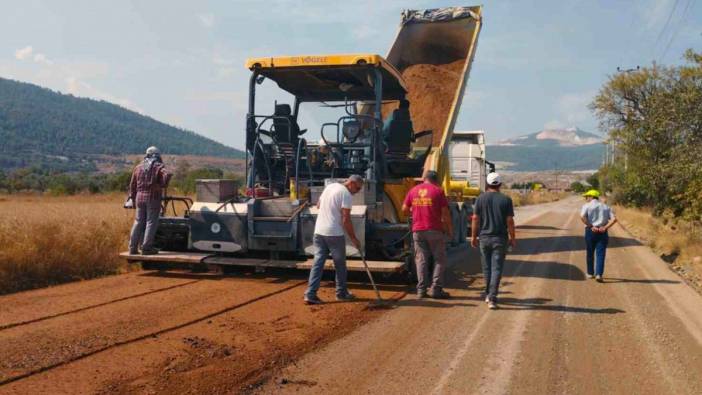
[496,297,626,314]
[514,235,641,254]
[516,225,563,231]
[503,259,587,281]
[395,298,476,308]
[603,277,680,284]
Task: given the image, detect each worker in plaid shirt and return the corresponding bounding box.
[127,146,172,255]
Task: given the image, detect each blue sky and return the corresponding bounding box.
[1,0,701,148]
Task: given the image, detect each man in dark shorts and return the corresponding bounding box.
[471,172,515,309]
[402,170,453,299]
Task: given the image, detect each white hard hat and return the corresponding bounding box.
[146,146,160,155]
[486,172,502,186]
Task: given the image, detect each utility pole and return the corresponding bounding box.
[613,66,639,170]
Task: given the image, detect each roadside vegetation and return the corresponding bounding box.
[0,161,242,196]
[505,189,568,207]
[614,206,702,292]
[0,194,134,295]
[591,48,702,286]
[0,163,243,295]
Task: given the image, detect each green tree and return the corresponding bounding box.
[591,49,702,219]
[570,181,587,193]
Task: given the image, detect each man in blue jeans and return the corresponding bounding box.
[580,189,618,282]
[304,175,364,305]
[471,173,516,310]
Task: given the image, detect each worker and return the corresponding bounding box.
[304,175,364,305]
[471,172,515,310]
[580,189,618,282]
[402,170,453,299]
[127,146,172,255]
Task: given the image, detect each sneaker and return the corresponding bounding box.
[417,290,428,299]
[335,292,356,301]
[587,274,595,279]
[141,248,159,255]
[304,295,323,305]
[488,301,498,310]
[485,296,491,303]
[596,275,603,283]
[429,289,451,299]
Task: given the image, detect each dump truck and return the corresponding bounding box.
[121,6,483,275]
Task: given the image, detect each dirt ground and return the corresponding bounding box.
[2,197,702,394]
[0,268,404,394]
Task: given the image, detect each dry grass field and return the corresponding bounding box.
[0,194,135,295]
[615,205,702,292]
[505,189,569,207]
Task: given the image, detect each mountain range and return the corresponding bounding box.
[0,77,244,171]
[487,128,604,171]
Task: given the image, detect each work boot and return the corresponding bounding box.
[480,291,489,303]
[336,292,356,302]
[429,288,451,299]
[304,294,323,305]
[129,249,139,255]
[141,248,159,255]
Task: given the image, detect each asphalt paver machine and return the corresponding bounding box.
[122,6,483,276]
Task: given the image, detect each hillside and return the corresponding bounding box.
[488,128,604,171]
[0,77,244,171]
[494,127,602,147]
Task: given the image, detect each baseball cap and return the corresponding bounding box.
[486,172,502,186]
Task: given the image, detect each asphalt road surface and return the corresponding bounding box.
[1,197,701,394]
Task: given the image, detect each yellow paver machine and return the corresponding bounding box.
[122,6,486,276]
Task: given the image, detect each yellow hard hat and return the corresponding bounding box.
[583,189,600,198]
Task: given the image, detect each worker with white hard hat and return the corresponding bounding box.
[471,172,515,310]
[580,189,618,282]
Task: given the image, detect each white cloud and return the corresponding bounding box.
[33,53,53,65]
[198,13,215,28]
[15,45,54,65]
[543,90,596,130]
[15,46,34,60]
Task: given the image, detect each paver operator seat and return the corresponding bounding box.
[272,104,305,145]
[383,99,414,155]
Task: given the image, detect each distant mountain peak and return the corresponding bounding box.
[494,127,602,147]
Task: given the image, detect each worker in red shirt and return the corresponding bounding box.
[402,170,453,299]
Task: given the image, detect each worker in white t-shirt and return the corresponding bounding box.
[304,175,364,305]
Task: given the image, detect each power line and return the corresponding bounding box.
[660,0,696,62]
[654,0,681,50]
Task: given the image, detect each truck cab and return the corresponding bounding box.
[449,130,487,193]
